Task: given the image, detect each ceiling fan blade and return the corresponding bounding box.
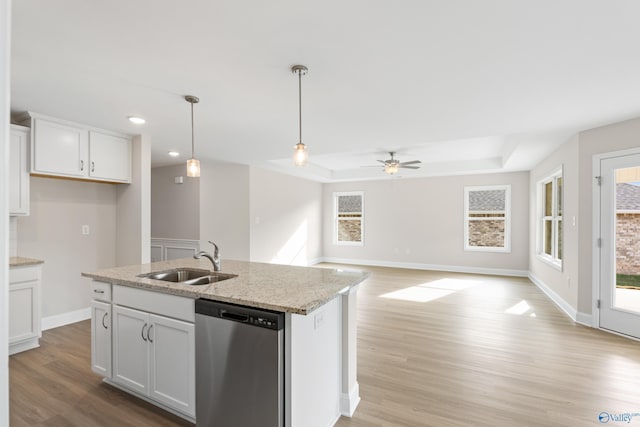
[360,165,383,168]
[399,165,421,169]
[376,160,387,164]
[399,160,421,166]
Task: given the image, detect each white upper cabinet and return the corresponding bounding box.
[9,125,30,215]
[31,117,88,178]
[23,112,132,183]
[89,131,131,182]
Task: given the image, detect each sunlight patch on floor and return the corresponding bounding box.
[505,299,537,317]
[379,278,481,303]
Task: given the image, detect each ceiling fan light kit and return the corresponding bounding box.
[185,95,201,178]
[292,64,309,167]
[376,152,422,175]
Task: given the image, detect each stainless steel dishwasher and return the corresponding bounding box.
[195,299,285,427]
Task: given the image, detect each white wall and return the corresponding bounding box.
[529,135,580,313]
[9,217,16,257]
[199,161,250,261]
[323,172,530,274]
[116,134,151,266]
[17,177,117,319]
[249,168,323,265]
[1,0,10,419]
[151,164,199,240]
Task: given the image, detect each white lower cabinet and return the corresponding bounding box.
[91,300,112,377]
[9,264,41,355]
[112,304,195,418]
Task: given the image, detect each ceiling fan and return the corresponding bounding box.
[365,152,422,175]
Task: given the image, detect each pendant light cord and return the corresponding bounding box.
[298,69,303,145]
[191,101,195,158]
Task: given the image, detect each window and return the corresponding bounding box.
[334,192,364,245]
[538,169,563,269]
[464,185,511,252]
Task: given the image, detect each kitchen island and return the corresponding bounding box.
[82,258,368,427]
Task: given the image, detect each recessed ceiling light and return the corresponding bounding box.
[128,116,146,124]
[168,151,180,157]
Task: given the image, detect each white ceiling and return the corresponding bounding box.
[10,0,640,182]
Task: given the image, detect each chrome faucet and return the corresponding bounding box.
[194,241,221,272]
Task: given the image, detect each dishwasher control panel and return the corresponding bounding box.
[196,299,285,331]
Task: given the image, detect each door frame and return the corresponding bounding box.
[592,147,640,331]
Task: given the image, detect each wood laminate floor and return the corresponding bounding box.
[10,265,640,426]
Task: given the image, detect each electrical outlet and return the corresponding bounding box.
[314,311,325,330]
[82,225,90,235]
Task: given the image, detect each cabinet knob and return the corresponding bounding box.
[94,289,105,294]
[91,161,95,173]
[80,160,84,171]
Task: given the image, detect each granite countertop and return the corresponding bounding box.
[10,257,44,267]
[82,258,368,315]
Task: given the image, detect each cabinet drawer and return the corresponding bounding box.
[113,285,194,323]
[91,281,112,302]
[10,266,39,284]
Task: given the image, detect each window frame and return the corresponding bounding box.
[463,184,512,253]
[537,167,563,270]
[334,191,364,246]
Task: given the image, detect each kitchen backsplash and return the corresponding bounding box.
[9,217,17,257]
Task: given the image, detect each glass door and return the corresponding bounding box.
[599,153,640,339]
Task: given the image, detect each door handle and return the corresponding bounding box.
[102,312,108,329]
[141,323,148,342]
[147,324,154,343]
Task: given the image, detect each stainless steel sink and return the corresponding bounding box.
[139,268,237,285]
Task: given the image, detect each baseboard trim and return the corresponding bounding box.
[42,307,91,331]
[340,382,361,417]
[9,338,39,355]
[576,311,593,327]
[318,257,528,277]
[528,273,577,321]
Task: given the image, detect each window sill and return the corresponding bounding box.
[335,241,364,247]
[537,254,563,271]
[464,246,511,253]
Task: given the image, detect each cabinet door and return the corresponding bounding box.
[9,126,30,215]
[112,306,149,395]
[32,118,88,178]
[8,281,37,343]
[91,301,112,378]
[89,131,131,183]
[148,314,195,417]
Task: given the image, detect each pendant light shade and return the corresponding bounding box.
[185,95,201,177]
[292,65,308,166]
[293,142,308,166]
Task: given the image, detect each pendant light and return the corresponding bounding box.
[292,65,308,166]
[185,95,201,177]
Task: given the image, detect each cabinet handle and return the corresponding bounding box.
[147,324,154,343]
[102,312,108,329]
[141,323,148,342]
[94,289,105,294]
[80,160,84,171]
[91,161,95,173]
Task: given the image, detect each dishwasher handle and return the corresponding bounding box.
[220,310,249,323]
